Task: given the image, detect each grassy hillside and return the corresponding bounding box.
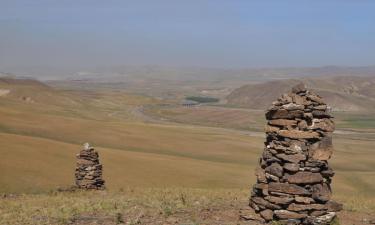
[1,188,374,225]
[0,77,374,224]
[0,78,261,193]
[0,78,374,194]
[226,76,375,112]
[144,105,265,131]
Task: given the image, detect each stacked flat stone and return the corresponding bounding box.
[250,83,342,224]
[75,143,105,190]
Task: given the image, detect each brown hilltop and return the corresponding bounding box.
[0,76,50,88]
[0,76,83,106]
[226,76,375,112]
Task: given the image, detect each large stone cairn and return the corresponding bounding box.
[250,83,342,224]
[75,143,105,190]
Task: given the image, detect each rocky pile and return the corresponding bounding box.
[250,83,342,224]
[75,143,105,190]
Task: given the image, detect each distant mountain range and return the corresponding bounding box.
[2,65,375,82]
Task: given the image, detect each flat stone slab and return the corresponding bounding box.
[268,182,310,195]
[276,153,306,163]
[274,210,308,219]
[277,130,321,139]
[285,172,323,184]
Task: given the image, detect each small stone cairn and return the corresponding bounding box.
[75,143,105,190]
[250,83,342,224]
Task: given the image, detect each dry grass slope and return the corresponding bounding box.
[0,189,374,225]
[0,78,374,224]
[226,76,375,112]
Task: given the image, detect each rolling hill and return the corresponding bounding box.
[0,76,373,195]
[226,76,375,112]
[0,76,374,224]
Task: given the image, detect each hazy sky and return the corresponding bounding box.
[1,0,374,70]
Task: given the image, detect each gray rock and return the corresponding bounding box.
[287,203,326,211]
[265,124,280,133]
[269,119,298,127]
[251,197,281,210]
[291,83,307,94]
[255,167,267,183]
[283,163,300,172]
[276,153,306,164]
[285,172,323,184]
[266,109,304,120]
[312,183,332,202]
[295,196,315,204]
[309,118,335,132]
[268,182,310,195]
[274,210,308,219]
[265,163,284,178]
[277,130,321,139]
[260,209,274,221]
[265,195,294,205]
[325,200,343,212]
[312,110,332,118]
[311,212,336,224]
[282,103,305,111]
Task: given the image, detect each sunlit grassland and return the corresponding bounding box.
[1,122,374,201]
[0,188,374,225]
[0,85,374,224]
[145,104,375,134]
[144,105,266,131]
[334,111,375,130]
[0,91,374,197]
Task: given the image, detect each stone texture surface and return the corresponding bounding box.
[75,143,105,190]
[259,209,274,221]
[265,163,284,178]
[285,172,323,184]
[249,83,342,223]
[268,182,310,196]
